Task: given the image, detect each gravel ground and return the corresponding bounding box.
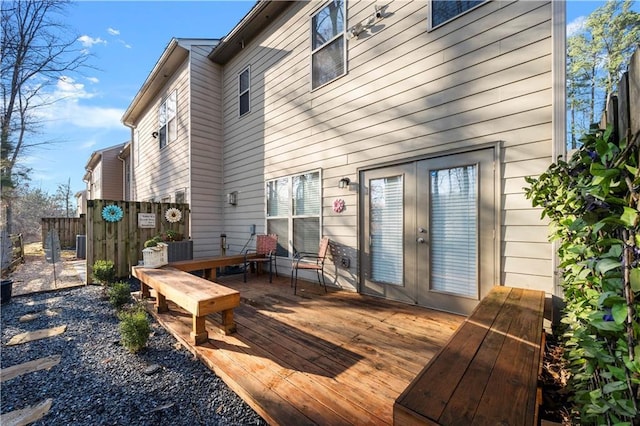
[1,285,267,426]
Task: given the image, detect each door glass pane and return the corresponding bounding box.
[430,165,477,297]
[370,176,403,285]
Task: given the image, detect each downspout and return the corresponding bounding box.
[117,146,127,201]
[551,0,567,318]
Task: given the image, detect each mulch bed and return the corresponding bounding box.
[539,332,573,424]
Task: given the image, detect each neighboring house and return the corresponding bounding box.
[122,38,222,254]
[83,142,129,201]
[75,190,87,216]
[123,0,565,315]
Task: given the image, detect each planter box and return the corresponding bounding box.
[142,243,168,268]
[167,240,193,263]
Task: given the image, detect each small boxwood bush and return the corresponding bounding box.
[108,281,131,309]
[118,304,151,353]
[92,260,116,285]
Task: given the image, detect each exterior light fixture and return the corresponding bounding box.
[338,177,350,189]
[227,191,238,205]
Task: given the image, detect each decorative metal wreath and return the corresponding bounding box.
[165,208,182,223]
[102,204,124,222]
[333,198,345,213]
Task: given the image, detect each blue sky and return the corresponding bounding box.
[23,0,617,197]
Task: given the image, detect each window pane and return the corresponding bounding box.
[432,0,484,27]
[267,219,289,257]
[312,37,344,89]
[239,92,249,116]
[312,0,344,50]
[370,176,404,285]
[430,165,477,297]
[166,91,177,119]
[158,103,167,126]
[267,178,289,217]
[239,69,249,92]
[293,172,320,216]
[293,217,319,255]
[159,125,167,149]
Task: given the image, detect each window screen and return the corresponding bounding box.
[431,0,485,28]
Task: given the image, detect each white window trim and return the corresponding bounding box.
[266,169,323,258]
[428,0,488,32]
[238,66,251,117]
[310,0,347,91]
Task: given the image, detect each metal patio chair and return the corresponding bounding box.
[291,237,330,295]
[244,234,278,283]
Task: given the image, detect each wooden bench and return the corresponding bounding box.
[168,254,259,280]
[131,266,240,345]
[394,286,545,425]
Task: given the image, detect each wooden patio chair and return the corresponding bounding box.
[291,237,330,295]
[244,234,278,283]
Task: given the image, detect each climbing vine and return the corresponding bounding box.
[525,126,640,424]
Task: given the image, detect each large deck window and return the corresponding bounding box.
[266,171,321,257]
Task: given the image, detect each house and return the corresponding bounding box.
[83,142,130,201]
[123,0,565,315]
[75,190,87,216]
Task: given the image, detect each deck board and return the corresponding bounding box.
[139,273,464,425]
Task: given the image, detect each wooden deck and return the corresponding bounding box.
[139,271,464,425]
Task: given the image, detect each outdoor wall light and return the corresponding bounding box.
[338,177,351,189]
[151,131,159,139]
[227,191,238,205]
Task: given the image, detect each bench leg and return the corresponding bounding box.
[140,282,150,299]
[191,316,208,345]
[219,309,237,335]
[156,293,168,313]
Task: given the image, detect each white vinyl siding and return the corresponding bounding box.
[220,1,555,293]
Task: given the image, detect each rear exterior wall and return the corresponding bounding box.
[219,0,555,293]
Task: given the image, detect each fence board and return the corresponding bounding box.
[40,217,86,249]
[86,200,190,281]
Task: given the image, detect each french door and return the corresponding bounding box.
[361,149,496,315]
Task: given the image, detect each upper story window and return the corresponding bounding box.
[311,0,346,89]
[430,0,486,29]
[239,66,250,117]
[158,90,177,149]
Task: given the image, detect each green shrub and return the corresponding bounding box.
[108,281,131,309]
[118,304,150,353]
[144,239,158,248]
[92,260,116,285]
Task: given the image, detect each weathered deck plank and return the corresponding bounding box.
[139,273,464,425]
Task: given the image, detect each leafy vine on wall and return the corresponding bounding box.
[525,126,640,424]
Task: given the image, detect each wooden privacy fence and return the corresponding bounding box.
[41,216,86,249]
[86,200,190,281]
[599,48,639,144]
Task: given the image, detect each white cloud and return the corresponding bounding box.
[77,35,106,48]
[35,76,124,130]
[107,27,120,36]
[119,40,133,49]
[86,77,100,84]
[567,16,587,37]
